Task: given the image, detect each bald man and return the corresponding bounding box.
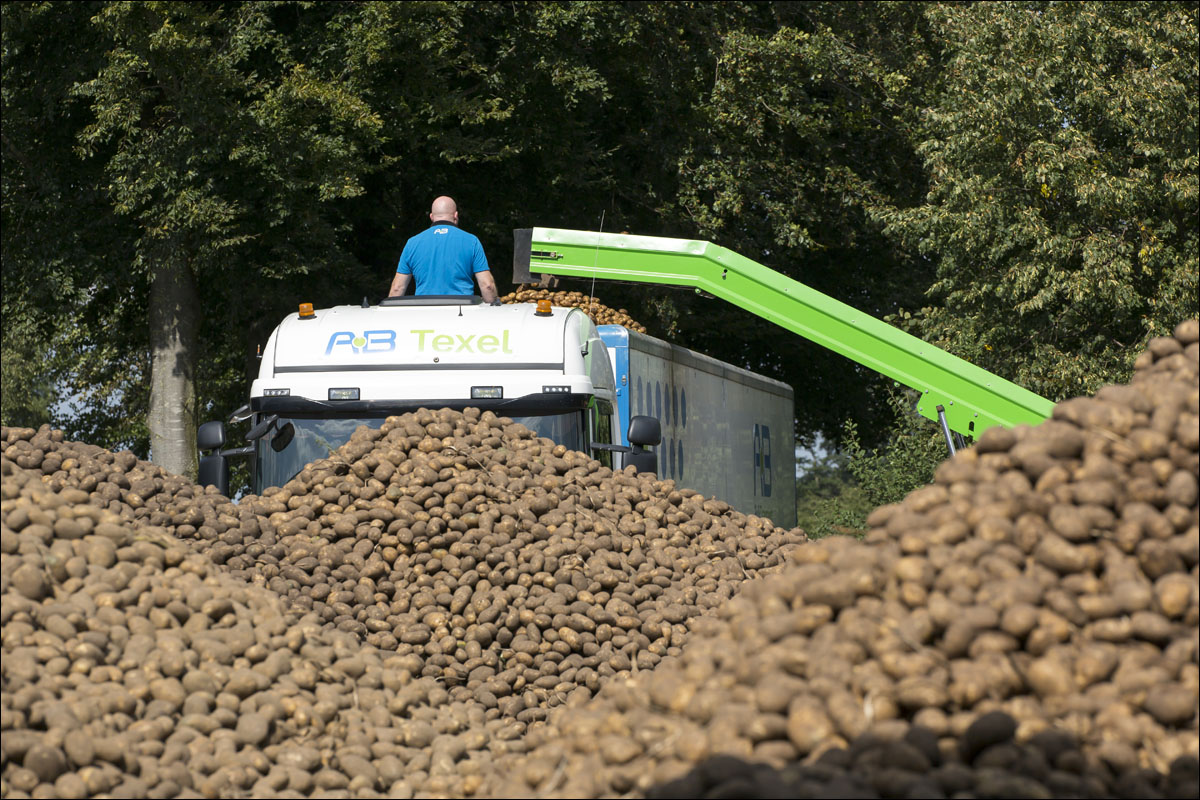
[389,196,499,303]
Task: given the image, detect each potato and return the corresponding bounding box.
[7,316,1200,800]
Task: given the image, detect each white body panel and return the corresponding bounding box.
[252,302,613,406]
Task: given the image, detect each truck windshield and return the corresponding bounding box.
[511,413,583,451]
[255,417,378,492]
[254,412,586,492]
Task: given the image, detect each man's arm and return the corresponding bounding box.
[389,272,411,297]
[475,270,499,304]
[470,237,498,303]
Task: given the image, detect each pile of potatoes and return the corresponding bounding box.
[2,413,807,722]
[1,458,562,798]
[2,411,805,797]
[211,410,807,721]
[479,319,1200,799]
[500,288,647,332]
[2,318,1197,800]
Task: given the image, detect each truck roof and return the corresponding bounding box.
[268,300,571,371]
[250,298,613,414]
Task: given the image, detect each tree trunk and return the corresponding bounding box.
[148,256,200,480]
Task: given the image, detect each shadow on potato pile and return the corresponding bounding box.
[648,716,1199,799]
[1,320,1197,799]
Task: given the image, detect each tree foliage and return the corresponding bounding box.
[794,445,872,540]
[795,388,947,538]
[4,1,387,473]
[2,1,139,445]
[2,1,1196,487]
[667,3,940,446]
[875,1,1199,401]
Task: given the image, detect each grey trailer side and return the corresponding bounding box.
[599,326,796,527]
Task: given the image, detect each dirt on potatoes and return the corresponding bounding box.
[2,319,1198,800]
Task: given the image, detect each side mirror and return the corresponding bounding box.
[198,454,229,496]
[271,422,295,452]
[627,415,661,447]
[625,415,660,475]
[625,448,657,475]
[197,421,226,452]
[246,415,278,441]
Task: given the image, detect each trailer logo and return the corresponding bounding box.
[411,330,513,354]
[753,424,772,497]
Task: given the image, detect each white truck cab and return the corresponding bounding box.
[197,296,655,495]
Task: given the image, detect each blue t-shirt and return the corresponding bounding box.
[396,221,489,295]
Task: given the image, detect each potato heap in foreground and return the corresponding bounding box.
[480,320,1200,800]
[4,412,806,720]
[2,320,1197,800]
[2,410,804,798]
[2,459,506,799]
[225,411,807,719]
[500,287,648,332]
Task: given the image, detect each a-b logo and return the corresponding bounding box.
[325,330,396,354]
[433,227,449,235]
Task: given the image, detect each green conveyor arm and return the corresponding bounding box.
[513,227,1054,438]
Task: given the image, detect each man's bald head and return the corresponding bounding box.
[430,196,458,223]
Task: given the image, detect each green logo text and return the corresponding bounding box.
[410,329,513,354]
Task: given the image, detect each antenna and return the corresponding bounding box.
[589,210,605,318]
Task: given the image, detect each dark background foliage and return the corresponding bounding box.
[4,1,1196,504]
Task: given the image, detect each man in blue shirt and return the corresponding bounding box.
[389,196,500,302]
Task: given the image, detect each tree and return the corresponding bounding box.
[2,1,137,439]
[794,442,871,539]
[6,2,1194,483]
[4,1,385,477]
[665,2,941,448]
[795,388,946,538]
[338,2,771,276]
[874,2,1199,401]
[0,313,55,430]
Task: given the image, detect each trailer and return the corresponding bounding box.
[599,326,794,524]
